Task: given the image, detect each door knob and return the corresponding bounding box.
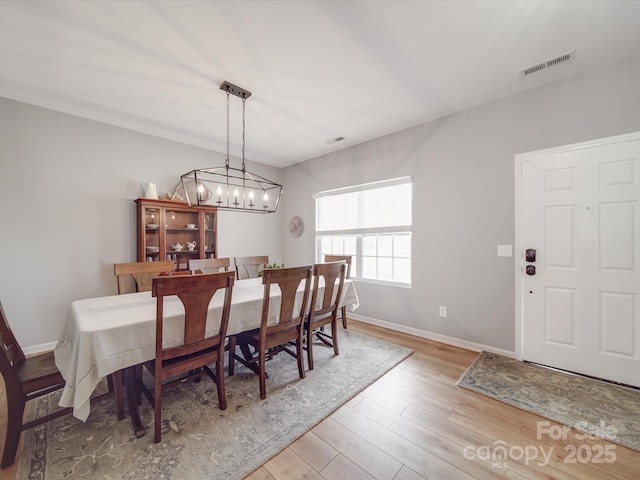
[526,265,536,276]
[526,249,536,262]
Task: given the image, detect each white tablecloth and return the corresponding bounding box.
[54,277,359,421]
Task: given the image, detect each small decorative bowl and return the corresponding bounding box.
[147,224,159,229]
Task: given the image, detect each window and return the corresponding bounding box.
[315,177,412,286]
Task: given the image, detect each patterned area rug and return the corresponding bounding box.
[18,330,412,479]
[457,351,640,452]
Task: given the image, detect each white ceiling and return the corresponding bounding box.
[2,1,640,168]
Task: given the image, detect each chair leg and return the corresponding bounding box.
[110,370,125,420]
[135,364,143,405]
[154,380,162,443]
[341,306,348,329]
[296,334,305,379]
[332,319,340,356]
[126,365,146,438]
[1,395,25,468]
[216,359,227,410]
[228,335,236,376]
[239,342,254,362]
[259,344,267,400]
[306,324,314,371]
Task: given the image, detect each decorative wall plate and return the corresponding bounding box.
[289,216,304,237]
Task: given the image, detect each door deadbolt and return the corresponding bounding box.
[526,265,536,276]
[526,248,536,263]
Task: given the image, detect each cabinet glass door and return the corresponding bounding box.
[165,209,200,270]
[204,212,216,258]
[144,208,161,261]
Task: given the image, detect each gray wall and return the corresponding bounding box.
[3,55,640,353]
[281,55,640,352]
[0,98,283,348]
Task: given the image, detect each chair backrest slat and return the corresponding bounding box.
[261,266,311,334]
[234,255,269,280]
[189,257,231,274]
[114,261,175,294]
[324,255,352,279]
[152,272,235,362]
[310,262,346,319]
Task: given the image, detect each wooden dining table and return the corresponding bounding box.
[54,275,359,437]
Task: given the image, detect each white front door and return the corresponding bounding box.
[517,133,640,388]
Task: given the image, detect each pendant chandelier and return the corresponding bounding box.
[180,81,282,213]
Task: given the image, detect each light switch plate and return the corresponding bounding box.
[497,245,513,257]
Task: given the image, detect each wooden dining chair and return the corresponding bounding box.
[228,265,311,399]
[324,255,352,328]
[234,255,269,280]
[305,261,346,370]
[113,261,176,414]
[114,260,175,294]
[189,257,230,274]
[136,271,235,443]
[0,301,119,468]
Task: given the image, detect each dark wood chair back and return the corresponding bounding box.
[228,265,312,399]
[0,301,28,391]
[114,260,174,294]
[0,303,25,372]
[152,271,234,364]
[323,255,352,329]
[324,255,352,278]
[141,271,235,442]
[0,301,116,468]
[189,257,230,274]
[234,255,269,280]
[310,261,346,319]
[261,265,312,334]
[306,261,346,370]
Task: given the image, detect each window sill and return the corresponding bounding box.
[353,278,412,289]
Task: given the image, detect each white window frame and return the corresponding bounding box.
[314,177,412,287]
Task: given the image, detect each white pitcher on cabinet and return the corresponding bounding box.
[143,182,158,199]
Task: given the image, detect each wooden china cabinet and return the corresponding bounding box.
[135,198,218,271]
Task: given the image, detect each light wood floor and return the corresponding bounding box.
[2,320,639,479]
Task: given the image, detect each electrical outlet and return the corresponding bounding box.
[439,306,447,318]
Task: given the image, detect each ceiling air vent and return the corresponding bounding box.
[520,50,575,77]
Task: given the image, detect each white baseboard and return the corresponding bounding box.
[24,341,57,356]
[349,313,516,359]
[27,317,516,360]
